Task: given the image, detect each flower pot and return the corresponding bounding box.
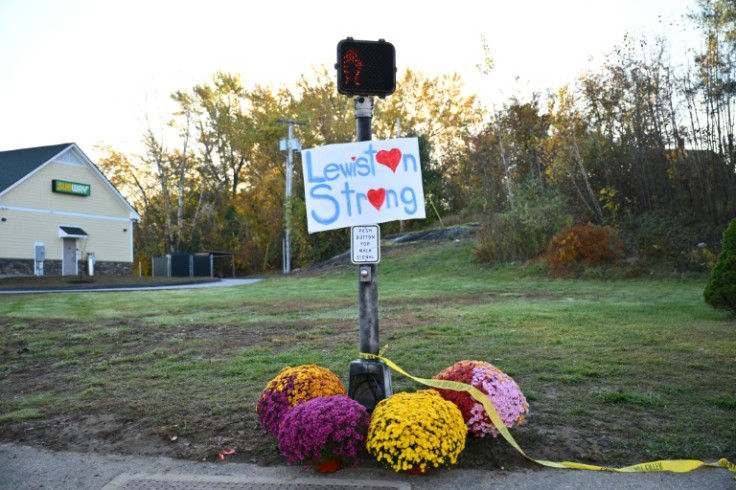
[406,465,429,474]
[315,458,342,473]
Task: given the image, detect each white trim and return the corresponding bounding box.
[129,223,134,262]
[0,204,134,222]
[69,144,141,220]
[0,143,141,220]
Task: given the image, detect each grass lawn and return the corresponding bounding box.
[0,237,734,470]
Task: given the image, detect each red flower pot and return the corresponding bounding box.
[315,458,342,473]
[406,465,429,474]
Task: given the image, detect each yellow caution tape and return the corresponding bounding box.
[360,352,736,476]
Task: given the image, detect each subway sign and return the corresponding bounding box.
[52,179,90,196]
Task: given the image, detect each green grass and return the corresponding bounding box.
[0,238,734,469]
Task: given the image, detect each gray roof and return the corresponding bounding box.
[0,143,73,194]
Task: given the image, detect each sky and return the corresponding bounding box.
[0,0,701,159]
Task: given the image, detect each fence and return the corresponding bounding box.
[151,253,213,278]
[151,252,236,278]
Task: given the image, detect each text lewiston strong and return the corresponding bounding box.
[301,138,426,233]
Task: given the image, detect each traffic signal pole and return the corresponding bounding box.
[336,37,396,411]
[348,96,392,410]
[354,97,379,356]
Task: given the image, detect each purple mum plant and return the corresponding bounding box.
[256,365,346,436]
[276,395,371,469]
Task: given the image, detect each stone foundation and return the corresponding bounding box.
[0,258,132,277]
[92,261,133,276]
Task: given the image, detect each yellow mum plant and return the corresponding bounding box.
[366,390,467,472]
[256,364,346,436]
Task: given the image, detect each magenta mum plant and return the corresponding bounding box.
[256,364,346,436]
[277,395,371,468]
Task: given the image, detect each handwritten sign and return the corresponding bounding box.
[301,137,425,233]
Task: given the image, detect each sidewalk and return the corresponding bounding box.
[2,444,734,490]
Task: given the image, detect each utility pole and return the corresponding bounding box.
[277,118,307,274]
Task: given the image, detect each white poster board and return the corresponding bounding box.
[301,137,425,233]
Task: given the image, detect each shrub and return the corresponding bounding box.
[546,223,622,273]
[703,218,736,314]
[256,364,346,436]
[276,395,371,468]
[366,390,467,472]
[432,360,528,437]
[475,179,571,263]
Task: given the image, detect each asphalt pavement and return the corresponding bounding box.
[1,444,734,490]
[0,278,262,294]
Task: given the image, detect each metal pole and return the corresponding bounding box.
[285,121,293,274]
[347,96,392,411]
[354,97,379,355]
[277,118,307,274]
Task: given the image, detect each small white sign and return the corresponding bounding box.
[351,225,380,264]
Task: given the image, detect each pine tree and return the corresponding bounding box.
[704,218,736,314]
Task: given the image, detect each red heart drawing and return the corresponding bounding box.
[367,188,386,211]
[351,156,356,161]
[376,148,402,173]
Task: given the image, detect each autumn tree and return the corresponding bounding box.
[542,85,604,222]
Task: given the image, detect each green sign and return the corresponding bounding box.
[52,179,90,196]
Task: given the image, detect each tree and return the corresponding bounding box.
[542,86,604,222]
[704,218,736,314]
[375,69,483,217]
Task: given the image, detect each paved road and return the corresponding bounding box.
[1,444,734,490]
[0,278,262,294]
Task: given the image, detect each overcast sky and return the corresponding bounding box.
[0,0,700,158]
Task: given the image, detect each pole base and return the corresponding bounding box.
[348,359,393,412]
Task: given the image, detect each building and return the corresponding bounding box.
[0,143,140,276]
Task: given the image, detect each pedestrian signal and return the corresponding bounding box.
[336,38,396,97]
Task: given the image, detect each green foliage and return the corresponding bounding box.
[618,212,725,273]
[704,218,736,314]
[546,223,623,274]
[475,179,571,263]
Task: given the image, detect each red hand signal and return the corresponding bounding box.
[342,48,364,88]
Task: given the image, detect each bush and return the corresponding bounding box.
[277,395,370,468]
[432,360,528,438]
[256,365,346,436]
[703,218,736,314]
[475,179,571,263]
[366,390,467,472]
[546,223,622,273]
[618,212,724,272]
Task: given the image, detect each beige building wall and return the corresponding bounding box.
[1,159,133,218]
[0,208,133,262]
[0,154,137,263]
